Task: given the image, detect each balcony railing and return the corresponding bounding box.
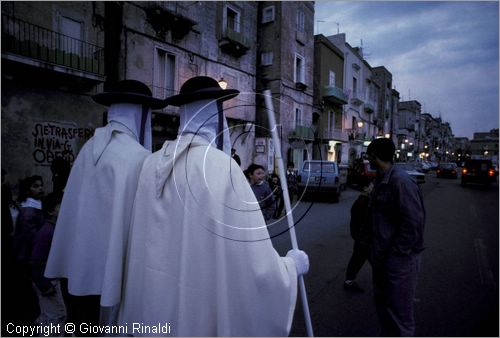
[289,123,315,141]
[364,101,375,113]
[323,128,347,141]
[2,14,104,77]
[350,93,364,106]
[322,85,348,104]
[219,27,250,57]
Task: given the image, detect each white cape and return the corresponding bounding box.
[45,122,150,307]
[118,134,298,336]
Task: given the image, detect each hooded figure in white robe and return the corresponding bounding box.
[118,76,309,336]
[45,80,167,326]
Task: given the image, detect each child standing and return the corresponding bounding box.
[31,193,67,334]
[247,164,276,223]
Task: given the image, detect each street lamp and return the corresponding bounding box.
[384,133,390,139]
[218,77,227,89]
[357,120,364,129]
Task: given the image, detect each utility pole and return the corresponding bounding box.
[316,20,324,34]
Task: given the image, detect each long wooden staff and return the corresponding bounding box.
[263,90,314,337]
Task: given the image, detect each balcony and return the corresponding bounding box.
[219,28,250,57]
[323,128,347,142]
[2,14,104,81]
[145,5,197,40]
[364,102,375,113]
[346,129,366,141]
[295,81,307,91]
[322,85,348,105]
[288,124,315,142]
[350,93,364,106]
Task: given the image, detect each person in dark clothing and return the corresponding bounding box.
[12,175,46,326]
[14,175,45,264]
[286,163,298,203]
[269,174,284,219]
[231,148,241,166]
[50,151,71,198]
[31,193,67,332]
[367,138,425,337]
[344,182,373,293]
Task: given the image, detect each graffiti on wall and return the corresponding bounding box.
[32,121,94,166]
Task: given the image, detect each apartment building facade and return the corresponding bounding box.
[397,100,422,162]
[313,34,347,163]
[470,129,498,162]
[256,1,315,172]
[118,1,259,168]
[327,33,379,164]
[2,1,262,191]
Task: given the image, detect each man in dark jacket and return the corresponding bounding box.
[366,138,425,337]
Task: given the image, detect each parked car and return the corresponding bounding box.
[347,159,377,189]
[419,161,432,173]
[297,160,341,202]
[436,162,458,179]
[394,162,426,185]
[461,159,496,186]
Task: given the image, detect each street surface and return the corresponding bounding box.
[270,173,499,336]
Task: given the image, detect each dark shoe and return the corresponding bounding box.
[344,281,364,293]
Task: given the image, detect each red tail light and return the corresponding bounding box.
[462,168,467,175]
[489,169,495,177]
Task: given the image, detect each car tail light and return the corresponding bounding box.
[462,168,467,175]
[437,169,441,173]
[489,169,495,177]
[452,170,456,174]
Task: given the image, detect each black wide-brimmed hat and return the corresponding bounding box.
[164,76,239,107]
[92,80,167,109]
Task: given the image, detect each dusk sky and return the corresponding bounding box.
[314,1,499,139]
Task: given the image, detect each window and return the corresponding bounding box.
[294,53,305,83]
[296,7,305,32]
[334,110,342,129]
[295,106,303,127]
[328,70,336,86]
[262,5,275,24]
[154,48,176,99]
[328,111,335,131]
[352,77,357,97]
[59,16,82,54]
[261,52,273,66]
[224,5,240,33]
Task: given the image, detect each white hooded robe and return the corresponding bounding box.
[45,120,150,307]
[118,134,298,336]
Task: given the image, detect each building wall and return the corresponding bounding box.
[121,2,258,166]
[256,1,314,172]
[2,2,104,193]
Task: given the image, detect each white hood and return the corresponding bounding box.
[178,99,231,155]
[107,103,152,151]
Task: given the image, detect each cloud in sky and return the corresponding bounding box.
[315,1,499,139]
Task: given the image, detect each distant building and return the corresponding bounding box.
[453,137,471,162]
[397,100,422,162]
[372,66,393,137]
[313,34,347,163]
[327,33,379,165]
[470,129,499,162]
